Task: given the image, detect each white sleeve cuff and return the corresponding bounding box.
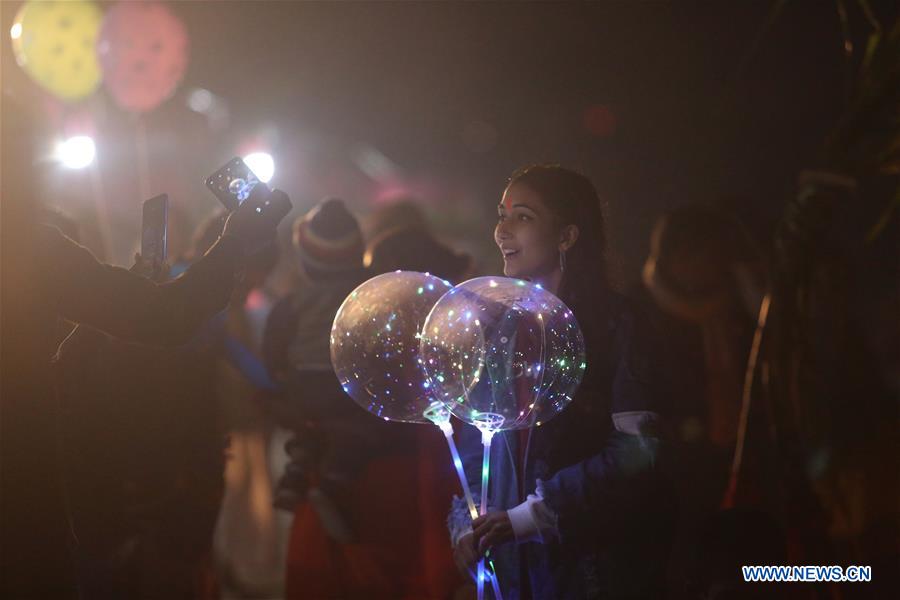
[508,492,558,544]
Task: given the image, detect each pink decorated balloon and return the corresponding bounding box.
[97,2,188,113]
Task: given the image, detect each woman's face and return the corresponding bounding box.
[495,183,561,281]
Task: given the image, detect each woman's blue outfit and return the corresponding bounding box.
[449,290,675,599]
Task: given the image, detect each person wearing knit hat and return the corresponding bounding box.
[265,196,367,405]
[264,198,370,512]
[292,198,365,279]
[263,196,373,547]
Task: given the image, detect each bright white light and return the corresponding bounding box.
[56,136,96,169]
[10,22,22,40]
[187,88,213,113]
[243,152,274,183]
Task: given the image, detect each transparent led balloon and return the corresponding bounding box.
[421,276,586,432]
[330,271,453,424]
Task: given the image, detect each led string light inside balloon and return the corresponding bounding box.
[519,308,585,428]
[516,308,548,428]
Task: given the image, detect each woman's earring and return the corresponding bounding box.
[559,250,567,273]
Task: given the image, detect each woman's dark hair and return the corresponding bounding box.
[506,164,610,403]
[506,164,609,310]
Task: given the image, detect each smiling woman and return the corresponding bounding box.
[449,164,674,599]
[495,182,576,290]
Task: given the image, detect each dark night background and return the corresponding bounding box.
[3,0,888,283]
[2,2,899,598]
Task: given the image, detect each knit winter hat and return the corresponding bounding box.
[293,198,364,273]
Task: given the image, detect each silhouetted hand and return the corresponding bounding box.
[223,185,291,255]
[131,253,169,282]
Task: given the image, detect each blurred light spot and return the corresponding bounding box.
[187,87,230,131]
[56,136,95,169]
[10,22,22,40]
[243,152,274,183]
[351,143,398,181]
[583,104,617,138]
[187,87,214,113]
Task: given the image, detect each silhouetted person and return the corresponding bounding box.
[1,95,292,598]
[366,225,472,283]
[633,204,765,596]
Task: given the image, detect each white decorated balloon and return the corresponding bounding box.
[330,271,453,424]
[420,276,585,432]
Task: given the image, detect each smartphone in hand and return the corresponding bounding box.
[141,193,168,267]
[205,157,270,212]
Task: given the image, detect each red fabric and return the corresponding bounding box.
[285,431,461,599]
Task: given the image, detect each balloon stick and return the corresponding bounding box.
[477,427,496,600]
[435,420,477,519]
[427,414,502,599]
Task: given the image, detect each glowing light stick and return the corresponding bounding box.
[470,413,504,600]
[424,405,503,599]
[424,404,477,519]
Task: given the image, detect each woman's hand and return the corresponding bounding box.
[473,510,514,553]
[453,532,478,580]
